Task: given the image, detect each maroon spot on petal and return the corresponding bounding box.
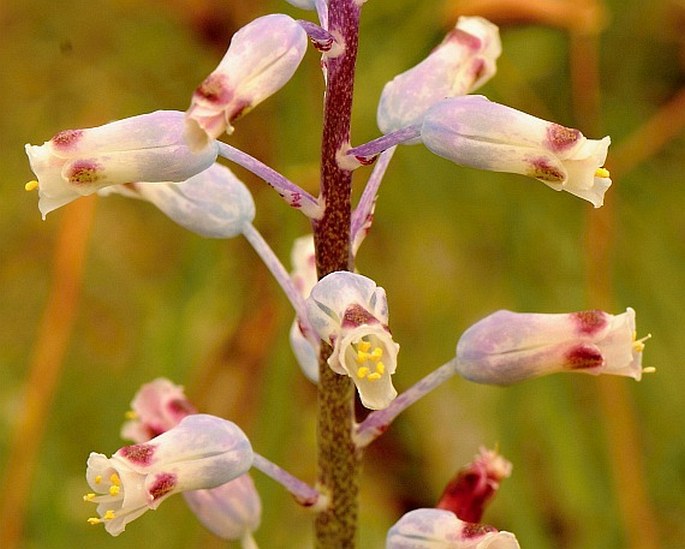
[341,304,378,329]
[148,472,177,500]
[469,58,486,83]
[572,310,608,335]
[565,344,604,370]
[546,124,581,152]
[194,73,232,104]
[67,159,102,185]
[52,129,84,149]
[144,425,165,439]
[228,99,251,124]
[119,443,156,465]
[167,398,197,418]
[461,522,498,539]
[528,157,565,182]
[445,28,482,51]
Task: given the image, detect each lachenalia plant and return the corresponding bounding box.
[24,1,652,547]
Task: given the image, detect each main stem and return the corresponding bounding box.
[313,1,361,547]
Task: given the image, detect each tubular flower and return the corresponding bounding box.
[84,414,253,536]
[386,508,520,549]
[377,16,501,140]
[183,475,261,543]
[121,378,262,542]
[98,163,255,239]
[421,96,612,207]
[436,447,512,523]
[455,307,649,385]
[186,14,308,143]
[25,111,218,219]
[288,234,320,383]
[305,271,399,410]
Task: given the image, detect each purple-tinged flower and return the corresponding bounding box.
[386,508,520,548]
[183,475,261,543]
[120,378,197,443]
[288,234,321,382]
[421,96,612,207]
[186,14,307,143]
[84,414,253,536]
[120,378,262,542]
[378,17,501,140]
[25,111,218,219]
[98,163,255,238]
[436,447,512,523]
[456,308,649,385]
[306,271,399,409]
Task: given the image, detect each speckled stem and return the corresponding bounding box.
[313,1,362,547]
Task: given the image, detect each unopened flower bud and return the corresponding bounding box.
[386,508,520,549]
[421,96,612,207]
[99,163,255,238]
[455,307,649,385]
[186,14,308,142]
[377,16,501,140]
[25,111,218,218]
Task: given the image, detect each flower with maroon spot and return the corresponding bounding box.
[186,14,308,144]
[455,307,651,385]
[305,271,400,410]
[377,16,501,141]
[84,414,253,536]
[420,95,612,207]
[386,508,520,548]
[24,110,219,219]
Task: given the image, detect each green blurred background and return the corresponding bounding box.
[1,0,683,547]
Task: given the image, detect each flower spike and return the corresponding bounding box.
[306,272,399,409]
[421,96,612,207]
[455,307,649,385]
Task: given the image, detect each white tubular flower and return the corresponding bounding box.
[377,16,501,140]
[84,414,253,536]
[186,14,308,142]
[421,96,612,207]
[284,0,318,8]
[306,271,399,410]
[98,163,255,238]
[386,508,520,549]
[288,234,320,383]
[24,111,219,219]
[183,475,261,543]
[455,308,650,385]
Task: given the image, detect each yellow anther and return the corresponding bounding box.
[369,347,383,361]
[376,362,385,375]
[595,167,610,178]
[357,340,371,352]
[87,517,102,525]
[367,372,382,381]
[124,410,138,420]
[110,473,121,486]
[356,351,371,363]
[83,493,96,502]
[24,180,39,192]
[109,485,120,496]
[94,475,102,485]
[642,366,657,374]
[357,366,370,378]
[633,333,652,352]
[103,510,116,520]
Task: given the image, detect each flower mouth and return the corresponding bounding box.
[348,337,386,381]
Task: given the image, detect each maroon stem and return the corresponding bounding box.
[312,0,362,546]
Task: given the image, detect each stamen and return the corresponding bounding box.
[83,493,96,502]
[109,485,120,496]
[24,180,39,192]
[103,510,116,520]
[367,372,381,381]
[595,167,610,178]
[94,475,102,485]
[357,340,371,352]
[642,366,657,374]
[357,366,370,378]
[124,410,138,420]
[110,473,121,486]
[633,333,652,352]
[356,351,371,363]
[376,362,385,375]
[87,517,102,525]
[369,347,383,361]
